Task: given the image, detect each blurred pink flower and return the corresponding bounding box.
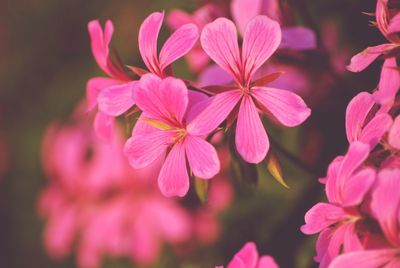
[216,242,278,268]
[39,112,193,267]
[388,115,400,150]
[345,92,392,149]
[301,142,376,268]
[347,0,400,105]
[329,168,400,268]
[124,74,220,197]
[188,16,310,163]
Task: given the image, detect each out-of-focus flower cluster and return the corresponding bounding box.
[301,1,400,267]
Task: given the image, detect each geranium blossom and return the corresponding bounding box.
[188,15,311,163]
[124,74,220,197]
[215,242,278,268]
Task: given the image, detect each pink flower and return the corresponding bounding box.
[347,1,400,105]
[216,242,278,268]
[329,168,400,268]
[189,16,311,163]
[230,0,316,50]
[87,20,136,140]
[345,92,392,149]
[301,142,376,267]
[388,115,400,150]
[138,11,199,77]
[124,74,220,197]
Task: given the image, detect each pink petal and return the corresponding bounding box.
[388,13,400,33]
[388,115,400,149]
[97,81,136,116]
[86,77,120,111]
[329,250,398,268]
[185,135,220,179]
[228,242,259,268]
[185,90,210,124]
[187,90,242,136]
[359,113,392,149]
[198,64,233,87]
[123,129,173,169]
[242,16,282,82]
[252,86,311,127]
[301,203,347,235]
[231,0,262,35]
[375,57,400,104]
[88,20,113,75]
[159,23,199,70]
[158,142,189,197]
[166,9,194,30]
[342,223,363,253]
[94,111,115,141]
[236,96,269,163]
[345,92,375,143]
[341,167,376,207]
[200,18,242,83]
[337,141,370,181]
[139,12,164,74]
[134,74,188,124]
[257,256,279,268]
[280,26,317,50]
[346,44,392,72]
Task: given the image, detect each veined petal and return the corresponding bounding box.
[185,136,220,179]
[345,92,375,143]
[200,18,242,83]
[242,16,282,83]
[94,111,115,141]
[388,115,400,149]
[227,242,258,268]
[301,203,347,235]
[236,96,269,163]
[329,250,398,268]
[231,0,262,35]
[359,113,392,149]
[375,57,400,104]
[341,167,376,207]
[134,74,188,124]
[139,12,164,74]
[86,77,120,111]
[252,86,311,127]
[124,129,173,169]
[159,23,199,70]
[97,81,137,116]
[185,90,210,125]
[187,90,242,136]
[158,142,189,197]
[347,44,392,72]
[280,26,317,50]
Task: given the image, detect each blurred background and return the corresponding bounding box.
[0,0,386,267]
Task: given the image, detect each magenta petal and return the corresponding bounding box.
[375,57,400,104]
[185,135,220,179]
[236,96,269,163]
[329,250,398,268]
[388,13,400,33]
[359,112,393,149]
[389,115,400,149]
[341,167,376,207]
[231,0,262,35]
[166,9,194,30]
[337,141,370,180]
[134,74,188,124]
[159,23,199,70]
[139,12,164,74]
[257,256,279,268]
[86,77,120,111]
[158,142,189,197]
[200,18,242,83]
[94,111,115,141]
[88,20,113,75]
[187,90,242,136]
[301,203,347,235]
[97,81,136,116]
[227,242,258,268]
[242,16,282,81]
[123,130,173,169]
[345,92,375,143]
[280,26,317,50]
[346,44,392,72]
[185,90,210,124]
[252,86,311,127]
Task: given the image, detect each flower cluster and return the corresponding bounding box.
[301,1,400,267]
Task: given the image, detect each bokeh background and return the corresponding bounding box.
[0,0,386,267]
